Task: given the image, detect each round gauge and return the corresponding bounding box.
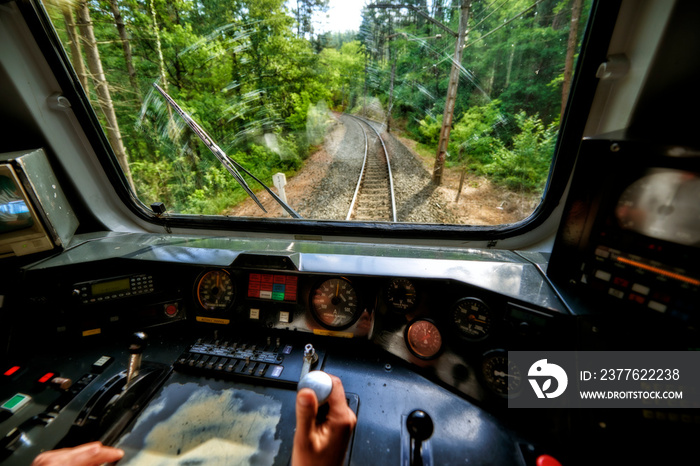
[385,278,418,311]
[482,351,522,397]
[615,169,700,246]
[405,319,443,359]
[196,269,235,311]
[310,278,360,329]
[452,297,491,341]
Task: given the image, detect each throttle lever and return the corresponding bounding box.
[125,332,147,391]
[300,343,318,379]
[298,370,333,405]
[407,410,434,466]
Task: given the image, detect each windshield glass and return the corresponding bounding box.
[42,0,592,225]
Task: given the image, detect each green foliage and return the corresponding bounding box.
[417,114,442,146]
[418,103,557,193]
[449,101,507,168]
[318,41,365,110]
[485,112,558,193]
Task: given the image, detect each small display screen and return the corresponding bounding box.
[92,278,131,296]
[0,174,34,234]
[508,306,548,327]
[248,273,297,302]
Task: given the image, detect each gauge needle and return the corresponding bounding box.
[335,281,339,297]
[494,371,520,379]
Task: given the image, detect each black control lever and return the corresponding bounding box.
[56,331,171,449]
[407,410,433,466]
[125,332,147,391]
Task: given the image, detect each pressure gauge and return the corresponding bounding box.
[385,278,418,311]
[405,319,443,360]
[452,297,491,341]
[482,350,522,398]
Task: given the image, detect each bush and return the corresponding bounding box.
[484,112,558,192]
[449,100,507,168]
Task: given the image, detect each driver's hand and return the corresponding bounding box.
[292,374,357,466]
[31,441,124,466]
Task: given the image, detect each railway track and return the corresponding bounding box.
[346,115,397,222]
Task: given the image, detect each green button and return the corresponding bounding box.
[1,393,30,412]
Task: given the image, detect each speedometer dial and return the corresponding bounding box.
[385,278,417,311]
[405,319,442,359]
[310,278,360,329]
[196,269,235,311]
[452,297,491,341]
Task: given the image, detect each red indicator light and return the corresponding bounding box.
[4,366,21,376]
[38,372,55,383]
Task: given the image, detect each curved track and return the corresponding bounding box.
[345,115,396,222]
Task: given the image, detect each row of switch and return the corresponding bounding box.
[175,353,284,379]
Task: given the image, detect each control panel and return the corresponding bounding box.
[549,138,700,343]
[174,336,325,387]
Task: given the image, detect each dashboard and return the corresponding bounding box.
[15,232,570,404]
[1,230,697,465]
[0,231,579,465]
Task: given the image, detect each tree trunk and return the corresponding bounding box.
[432,0,470,185]
[149,0,178,140]
[387,59,396,133]
[75,0,134,188]
[561,0,583,119]
[60,6,89,90]
[108,0,142,103]
[149,0,169,93]
[505,43,515,87]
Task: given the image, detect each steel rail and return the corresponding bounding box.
[345,114,397,222]
[346,116,369,221]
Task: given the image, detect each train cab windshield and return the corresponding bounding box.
[1,0,699,465]
[39,0,596,232]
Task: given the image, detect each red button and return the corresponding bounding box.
[537,454,562,466]
[38,372,55,384]
[3,366,20,377]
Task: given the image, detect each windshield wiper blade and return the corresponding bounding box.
[153,83,301,219]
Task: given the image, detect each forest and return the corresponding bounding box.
[43,0,592,218]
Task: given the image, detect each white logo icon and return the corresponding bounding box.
[528,359,568,399]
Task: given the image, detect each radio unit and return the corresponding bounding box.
[73,274,155,304]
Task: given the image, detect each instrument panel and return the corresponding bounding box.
[7,231,693,465]
[190,267,564,403]
[12,235,571,404]
[13,233,570,407]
